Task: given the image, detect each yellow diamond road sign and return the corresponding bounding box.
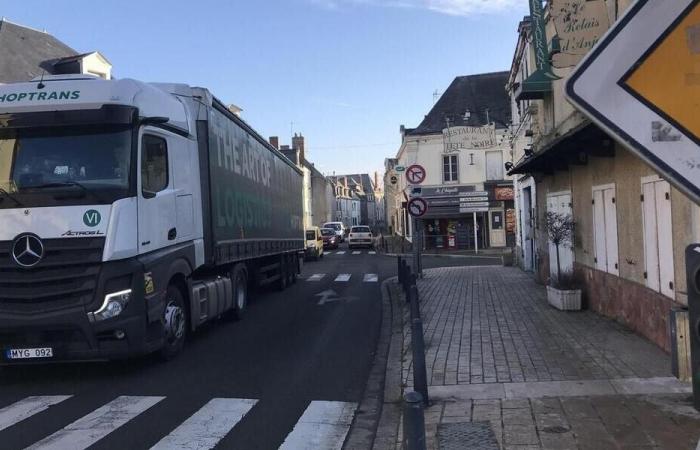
[567,0,700,204]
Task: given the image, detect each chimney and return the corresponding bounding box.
[292,133,305,162]
[374,171,378,188]
[269,136,279,149]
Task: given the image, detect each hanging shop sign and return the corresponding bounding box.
[494,186,515,201]
[551,0,611,68]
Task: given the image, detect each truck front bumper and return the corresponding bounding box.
[0,259,163,364]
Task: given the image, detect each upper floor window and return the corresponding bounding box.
[442,155,458,183]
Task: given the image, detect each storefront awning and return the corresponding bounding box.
[514,69,555,101]
[508,121,615,175]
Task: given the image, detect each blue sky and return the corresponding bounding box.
[3,0,527,177]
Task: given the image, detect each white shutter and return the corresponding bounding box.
[486,152,503,180]
[642,181,660,292]
[592,189,607,271]
[655,181,674,297]
[603,187,619,276]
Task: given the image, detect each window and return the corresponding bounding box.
[592,184,619,276]
[141,135,168,195]
[485,151,503,180]
[443,155,458,182]
[642,177,674,297]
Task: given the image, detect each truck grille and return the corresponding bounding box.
[0,238,104,313]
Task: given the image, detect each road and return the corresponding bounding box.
[0,245,498,449]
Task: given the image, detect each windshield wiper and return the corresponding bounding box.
[30,181,105,203]
[0,187,23,207]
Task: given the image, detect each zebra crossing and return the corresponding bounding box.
[0,395,357,450]
[305,273,378,283]
[324,250,376,255]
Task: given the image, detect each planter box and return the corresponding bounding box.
[546,286,582,311]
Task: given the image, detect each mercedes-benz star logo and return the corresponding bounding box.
[12,234,44,268]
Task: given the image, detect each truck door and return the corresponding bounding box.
[138,129,177,254]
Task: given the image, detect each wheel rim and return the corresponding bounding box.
[164,300,185,345]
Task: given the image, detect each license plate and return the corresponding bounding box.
[5,347,53,360]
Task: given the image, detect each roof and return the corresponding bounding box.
[408,71,511,135]
[0,19,77,83]
[331,173,375,194]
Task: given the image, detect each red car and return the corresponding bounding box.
[320,228,339,249]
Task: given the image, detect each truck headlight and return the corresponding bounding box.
[89,289,132,322]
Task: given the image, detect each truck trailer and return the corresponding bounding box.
[0,75,304,362]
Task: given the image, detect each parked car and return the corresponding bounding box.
[305,227,324,260]
[322,221,346,242]
[320,228,340,249]
[348,225,374,249]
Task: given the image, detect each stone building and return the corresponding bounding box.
[506,0,693,353]
[388,72,515,251]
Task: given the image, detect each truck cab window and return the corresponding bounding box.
[142,134,168,196]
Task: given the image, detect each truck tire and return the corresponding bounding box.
[160,284,187,360]
[231,264,248,320]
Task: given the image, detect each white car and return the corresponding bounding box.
[348,226,373,249]
[322,221,346,242]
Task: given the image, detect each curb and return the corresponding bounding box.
[381,252,503,260]
[343,278,399,449]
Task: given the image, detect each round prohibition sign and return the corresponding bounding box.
[407,197,428,217]
[405,164,426,185]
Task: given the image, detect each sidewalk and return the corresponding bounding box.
[375,266,700,450]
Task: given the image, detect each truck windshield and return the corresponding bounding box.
[0,125,132,207]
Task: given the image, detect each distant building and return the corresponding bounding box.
[329,173,379,228]
[388,72,514,251]
[275,134,334,229]
[0,18,112,82]
[330,176,362,227]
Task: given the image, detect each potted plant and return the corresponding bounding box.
[544,211,581,310]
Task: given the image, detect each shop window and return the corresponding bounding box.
[592,184,619,276]
[442,155,458,183]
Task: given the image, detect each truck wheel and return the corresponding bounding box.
[231,264,248,320]
[160,285,187,360]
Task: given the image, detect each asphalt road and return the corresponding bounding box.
[0,243,393,450]
[0,246,497,449]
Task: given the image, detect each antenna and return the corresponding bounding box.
[432,89,441,104]
[37,69,46,89]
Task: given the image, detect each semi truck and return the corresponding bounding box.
[0,74,304,362]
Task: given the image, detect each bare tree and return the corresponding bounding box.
[544,211,575,286]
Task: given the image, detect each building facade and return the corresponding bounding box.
[506,0,693,353]
[389,72,515,251]
[329,174,379,228]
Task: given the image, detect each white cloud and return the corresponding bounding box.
[308,0,523,16]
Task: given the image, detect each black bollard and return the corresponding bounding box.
[411,317,429,406]
[402,391,427,450]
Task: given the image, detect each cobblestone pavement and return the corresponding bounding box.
[403,267,669,386]
[375,266,700,450]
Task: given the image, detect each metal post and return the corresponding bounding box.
[402,391,427,450]
[411,317,429,406]
[473,212,478,254]
[398,256,403,284]
[413,218,423,277]
[409,283,420,321]
[685,244,700,411]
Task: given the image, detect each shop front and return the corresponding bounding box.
[417,184,514,251]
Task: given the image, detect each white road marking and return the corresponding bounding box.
[368,251,376,255]
[151,398,257,450]
[27,396,164,450]
[279,401,357,450]
[307,274,326,281]
[335,251,346,255]
[334,274,351,282]
[352,251,361,255]
[363,274,379,283]
[0,396,72,432]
